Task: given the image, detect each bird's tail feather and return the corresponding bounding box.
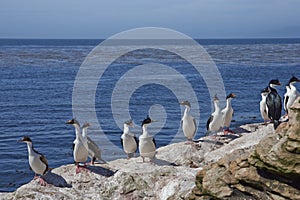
[274,120,280,129]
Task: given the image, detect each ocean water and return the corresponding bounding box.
[1,38,300,192]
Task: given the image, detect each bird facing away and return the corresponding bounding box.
[139,116,156,162]
[285,76,300,116]
[82,123,106,165]
[66,119,89,173]
[266,79,282,129]
[206,95,223,135]
[180,100,197,142]
[19,136,49,186]
[221,93,236,134]
[121,120,138,159]
[260,87,271,124]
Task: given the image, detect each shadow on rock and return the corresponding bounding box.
[195,139,224,146]
[44,171,72,188]
[154,158,179,166]
[88,165,116,177]
[233,127,251,134]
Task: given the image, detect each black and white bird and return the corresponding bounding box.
[121,120,138,158]
[283,84,291,116]
[266,79,282,129]
[180,100,197,142]
[221,93,236,134]
[139,116,156,162]
[284,76,300,116]
[82,123,105,165]
[66,119,89,173]
[260,87,271,124]
[19,136,49,186]
[206,95,223,135]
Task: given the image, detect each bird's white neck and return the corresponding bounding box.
[26,142,35,156]
[225,98,232,108]
[184,106,190,116]
[214,101,220,111]
[73,123,83,141]
[290,82,296,90]
[142,124,150,137]
[82,127,88,138]
[123,124,130,134]
[261,93,268,99]
[270,84,277,89]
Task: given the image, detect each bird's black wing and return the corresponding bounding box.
[120,138,124,149]
[266,92,276,120]
[192,118,197,137]
[72,143,75,151]
[153,137,157,148]
[206,115,213,131]
[284,95,289,112]
[267,91,282,120]
[274,93,282,120]
[134,136,138,150]
[40,154,49,174]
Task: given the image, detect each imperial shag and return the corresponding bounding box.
[221,93,236,134]
[266,79,282,129]
[121,120,138,158]
[260,87,271,124]
[206,95,223,135]
[139,116,156,162]
[19,136,49,186]
[180,100,197,142]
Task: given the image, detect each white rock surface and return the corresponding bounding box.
[1,123,273,200]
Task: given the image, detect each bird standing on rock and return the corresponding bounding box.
[260,87,271,124]
[139,116,156,162]
[19,136,49,186]
[206,95,223,135]
[121,120,138,158]
[180,100,197,142]
[285,76,300,116]
[221,93,236,134]
[82,123,105,165]
[66,119,89,173]
[266,79,282,129]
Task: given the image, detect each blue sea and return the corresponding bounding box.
[1,38,300,192]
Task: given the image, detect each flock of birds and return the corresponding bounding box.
[18,76,299,186]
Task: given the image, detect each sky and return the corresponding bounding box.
[0,0,300,39]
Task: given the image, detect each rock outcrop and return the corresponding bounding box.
[3,98,300,199]
[1,124,272,200]
[191,97,300,200]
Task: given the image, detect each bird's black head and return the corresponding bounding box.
[179,100,191,108]
[226,93,236,99]
[213,94,219,101]
[289,76,300,84]
[66,118,78,125]
[261,86,270,94]
[269,79,281,86]
[19,136,32,143]
[141,116,152,127]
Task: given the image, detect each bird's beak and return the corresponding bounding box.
[151,119,158,123]
[232,93,237,98]
[17,139,23,142]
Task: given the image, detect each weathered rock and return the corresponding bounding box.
[191,97,300,200]
[4,100,300,200]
